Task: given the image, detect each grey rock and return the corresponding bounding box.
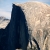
[14,2,50,50]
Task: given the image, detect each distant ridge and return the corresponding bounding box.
[0,16,9,29]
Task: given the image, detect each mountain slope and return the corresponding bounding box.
[14,2,50,50]
[0,16,9,29]
[15,1,50,29]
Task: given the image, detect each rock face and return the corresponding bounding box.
[6,4,29,50]
[0,1,50,50]
[0,16,10,50]
[14,2,50,50]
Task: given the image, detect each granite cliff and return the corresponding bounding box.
[14,2,50,50]
[0,1,50,50]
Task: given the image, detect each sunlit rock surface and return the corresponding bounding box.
[14,2,50,50]
[0,16,9,29]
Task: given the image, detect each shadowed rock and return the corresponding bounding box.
[7,4,29,50]
[0,29,5,50]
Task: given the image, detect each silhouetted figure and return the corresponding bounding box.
[7,4,29,50]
